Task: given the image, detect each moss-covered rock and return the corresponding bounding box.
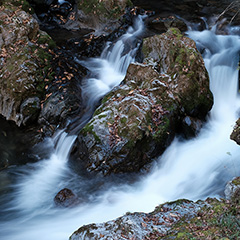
[76,63,177,175]
[74,29,212,175]
[143,28,213,118]
[0,2,54,126]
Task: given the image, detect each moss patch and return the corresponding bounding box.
[165,198,240,240]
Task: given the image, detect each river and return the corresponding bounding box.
[0,14,240,240]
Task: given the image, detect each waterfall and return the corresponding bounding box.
[80,15,145,107]
[1,21,240,240]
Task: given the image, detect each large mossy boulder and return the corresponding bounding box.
[0,2,54,126]
[142,28,212,118]
[74,28,213,175]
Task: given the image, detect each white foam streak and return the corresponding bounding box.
[13,131,77,212]
[81,15,145,105]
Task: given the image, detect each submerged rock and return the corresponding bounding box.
[74,28,213,175]
[54,188,80,207]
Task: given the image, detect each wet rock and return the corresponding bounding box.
[224,177,240,202]
[54,188,79,207]
[70,199,206,239]
[38,48,87,137]
[71,196,240,239]
[20,97,41,125]
[230,118,240,145]
[67,8,143,59]
[28,0,75,26]
[74,28,213,175]
[0,115,38,170]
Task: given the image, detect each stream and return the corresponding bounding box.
[1,15,240,240]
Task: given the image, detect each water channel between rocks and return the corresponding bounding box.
[1,15,240,240]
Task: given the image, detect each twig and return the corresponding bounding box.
[230,9,240,24]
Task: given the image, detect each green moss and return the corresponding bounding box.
[169,27,182,39]
[125,139,135,149]
[37,32,56,49]
[120,117,127,124]
[152,117,170,142]
[80,123,100,143]
[101,92,114,104]
[98,114,107,119]
[20,0,34,14]
[232,177,240,186]
[164,198,240,240]
[142,42,151,58]
[126,0,133,7]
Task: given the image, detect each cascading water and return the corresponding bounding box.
[1,18,240,240]
[80,16,144,105]
[69,15,145,133]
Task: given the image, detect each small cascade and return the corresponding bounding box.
[12,131,77,212]
[188,29,240,121]
[80,15,145,107]
[69,15,145,134]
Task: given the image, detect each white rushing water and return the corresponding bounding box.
[1,19,240,240]
[80,15,145,107]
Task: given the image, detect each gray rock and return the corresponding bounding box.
[224,177,240,200]
[69,199,206,240]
